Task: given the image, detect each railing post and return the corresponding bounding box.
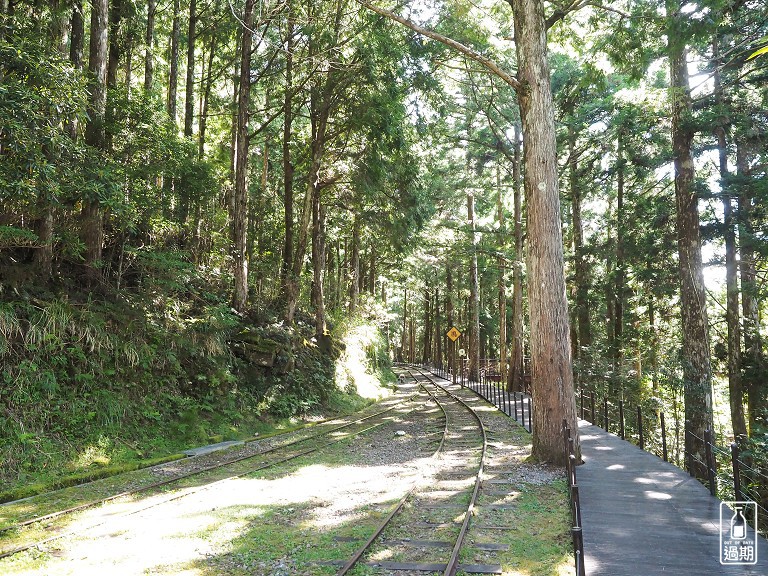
[731,442,743,501]
[563,420,572,481]
[660,412,668,462]
[527,397,532,433]
[580,388,585,420]
[619,400,625,440]
[637,406,644,450]
[603,397,610,432]
[704,429,717,497]
[590,391,596,424]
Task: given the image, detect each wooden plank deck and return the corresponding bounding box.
[577,420,768,575]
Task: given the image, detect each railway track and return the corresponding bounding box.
[0,388,426,560]
[327,367,523,576]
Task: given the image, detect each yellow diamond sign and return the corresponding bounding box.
[447,327,462,342]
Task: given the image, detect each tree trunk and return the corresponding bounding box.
[713,40,747,441]
[667,4,714,479]
[435,286,442,367]
[311,184,327,337]
[400,288,408,363]
[167,0,180,121]
[447,265,455,382]
[467,192,481,382]
[285,46,333,324]
[613,130,626,381]
[231,0,255,313]
[737,141,765,432]
[198,35,216,159]
[105,0,123,152]
[34,3,71,277]
[144,0,155,92]
[509,123,525,394]
[184,0,197,138]
[497,164,507,384]
[349,213,361,313]
[569,123,591,380]
[68,0,85,138]
[511,0,579,464]
[368,245,376,295]
[422,284,433,364]
[81,0,109,285]
[281,5,295,292]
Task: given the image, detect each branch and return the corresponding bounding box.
[356,1,521,91]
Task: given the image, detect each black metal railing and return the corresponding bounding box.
[422,361,533,433]
[563,419,585,576]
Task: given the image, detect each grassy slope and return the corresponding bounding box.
[0,276,395,502]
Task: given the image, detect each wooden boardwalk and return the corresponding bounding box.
[577,420,768,575]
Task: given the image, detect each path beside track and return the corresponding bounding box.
[577,420,768,575]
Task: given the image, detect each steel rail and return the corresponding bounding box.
[0,392,424,560]
[422,369,489,576]
[0,393,418,536]
[335,371,449,576]
[335,367,488,576]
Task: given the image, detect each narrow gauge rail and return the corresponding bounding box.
[332,368,505,576]
[0,390,425,560]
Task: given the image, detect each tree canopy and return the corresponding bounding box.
[1,0,768,482]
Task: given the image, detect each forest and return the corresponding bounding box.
[1,0,767,505]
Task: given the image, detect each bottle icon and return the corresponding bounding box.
[731,506,747,540]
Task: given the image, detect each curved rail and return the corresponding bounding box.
[336,367,489,576]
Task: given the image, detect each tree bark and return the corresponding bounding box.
[569,123,590,374]
[144,0,155,92]
[400,288,408,362]
[613,129,626,377]
[511,0,579,464]
[467,192,481,382]
[231,0,255,313]
[713,38,747,441]
[285,13,334,324]
[737,141,765,432]
[81,0,109,285]
[68,0,85,138]
[447,265,455,382]
[359,0,579,462]
[311,184,327,337]
[497,163,507,384]
[199,35,216,159]
[509,123,525,393]
[667,2,714,479]
[34,3,71,278]
[184,0,197,138]
[349,213,361,313]
[167,0,180,121]
[422,284,433,364]
[281,5,295,290]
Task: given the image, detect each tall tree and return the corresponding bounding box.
[666,0,713,479]
[144,0,155,92]
[81,0,109,284]
[167,0,180,121]
[360,0,581,463]
[184,0,197,137]
[713,35,748,441]
[467,191,480,381]
[509,123,525,393]
[231,0,256,312]
[509,0,579,463]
